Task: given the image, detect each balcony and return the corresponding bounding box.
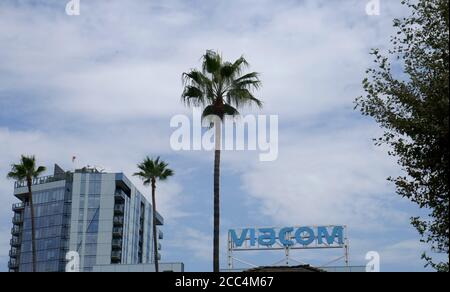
[112,227,123,237]
[12,203,25,212]
[11,226,21,236]
[10,237,21,247]
[113,216,124,226]
[12,215,23,225]
[111,250,122,261]
[158,230,164,240]
[8,259,19,269]
[114,205,124,214]
[9,248,19,258]
[112,239,122,249]
[114,190,126,201]
[155,211,164,226]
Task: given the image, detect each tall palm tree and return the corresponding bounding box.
[133,156,174,273]
[181,50,262,272]
[7,155,46,273]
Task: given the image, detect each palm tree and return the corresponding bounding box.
[181,50,262,272]
[7,155,46,273]
[133,156,174,273]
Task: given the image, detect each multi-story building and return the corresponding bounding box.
[8,164,175,272]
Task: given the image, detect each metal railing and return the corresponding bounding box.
[114,205,124,214]
[8,259,19,269]
[113,217,124,225]
[111,250,122,260]
[112,239,122,249]
[114,190,126,200]
[11,226,21,235]
[10,237,21,246]
[112,227,123,237]
[14,174,65,189]
[12,203,25,211]
[9,249,19,257]
[12,215,23,224]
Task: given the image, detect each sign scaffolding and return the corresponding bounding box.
[227,225,350,270]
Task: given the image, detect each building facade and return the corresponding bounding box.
[8,165,164,272]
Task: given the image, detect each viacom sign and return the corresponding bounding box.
[229,225,346,250]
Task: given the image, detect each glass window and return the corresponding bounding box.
[18,186,68,272]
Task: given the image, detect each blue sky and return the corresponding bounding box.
[0,0,441,272]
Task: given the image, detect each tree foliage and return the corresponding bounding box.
[182,50,262,120]
[355,0,449,271]
[181,50,262,272]
[7,155,46,182]
[133,156,174,185]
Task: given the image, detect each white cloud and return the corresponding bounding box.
[379,240,429,265]
[153,181,191,222]
[167,227,212,262]
[0,0,406,121]
[237,123,411,231]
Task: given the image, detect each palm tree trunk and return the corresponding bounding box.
[27,179,37,273]
[213,120,221,272]
[151,180,159,273]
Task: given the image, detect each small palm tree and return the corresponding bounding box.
[134,156,174,273]
[7,155,46,273]
[182,50,262,272]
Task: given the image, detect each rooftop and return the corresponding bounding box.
[246,265,326,273]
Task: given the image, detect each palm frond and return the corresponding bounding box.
[220,62,237,79]
[202,50,222,75]
[7,167,25,180]
[227,88,263,108]
[234,79,262,91]
[232,56,249,73]
[35,166,47,178]
[7,155,46,181]
[223,103,240,117]
[235,72,260,83]
[133,171,147,178]
[182,86,204,106]
[182,70,210,87]
[160,169,174,181]
[202,105,221,120]
[22,155,35,172]
[182,50,263,117]
[134,156,174,184]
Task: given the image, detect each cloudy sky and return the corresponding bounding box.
[0,0,439,272]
